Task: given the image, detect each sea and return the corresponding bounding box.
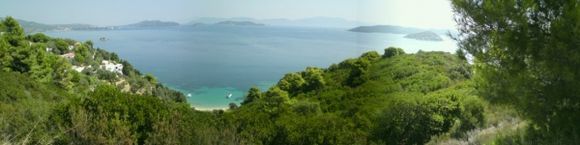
[46,25,457,110]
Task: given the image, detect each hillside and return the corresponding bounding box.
[0,17,516,145]
[0,17,184,102]
[224,48,487,145]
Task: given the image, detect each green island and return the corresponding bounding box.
[1,0,580,144]
[404,31,443,41]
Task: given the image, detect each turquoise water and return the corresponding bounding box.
[46,26,457,109]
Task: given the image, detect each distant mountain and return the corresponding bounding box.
[2,18,183,32]
[188,17,256,24]
[261,17,367,28]
[404,31,443,41]
[0,18,113,32]
[188,17,367,28]
[187,23,208,27]
[214,21,265,26]
[53,24,114,31]
[0,17,56,33]
[349,25,424,34]
[120,20,180,28]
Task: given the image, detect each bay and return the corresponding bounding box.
[46,25,456,109]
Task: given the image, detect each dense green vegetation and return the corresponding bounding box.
[4,0,578,143]
[0,16,183,102]
[0,16,501,144]
[8,3,580,143]
[452,0,580,144]
[230,48,487,145]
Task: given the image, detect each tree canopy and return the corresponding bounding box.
[452,0,580,143]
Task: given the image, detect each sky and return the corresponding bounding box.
[0,0,455,29]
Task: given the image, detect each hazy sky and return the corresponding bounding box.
[0,0,455,29]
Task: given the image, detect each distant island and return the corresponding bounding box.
[403,31,443,41]
[121,20,180,28]
[348,25,422,34]
[3,18,182,32]
[188,17,365,28]
[54,24,115,31]
[214,21,265,26]
[12,20,115,32]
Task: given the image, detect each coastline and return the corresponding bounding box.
[159,82,275,112]
[192,105,230,111]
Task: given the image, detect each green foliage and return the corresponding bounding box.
[0,17,183,102]
[452,0,580,143]
[50,85,214,144]
[2,17,25,46]
[383,47,405,58]
[361,51,381,61]
[372,96,460,145]
[264,87,290,105]
[121,59,140,76]
[96,69,118,82]
[242,86,262,105]
[144,74,158,84]
[26,33,50,43]
[54,39,70,54]
[0,71,70,144]
[73,43,92,64]
[277,72,306,94]
[335,51,382,87]
[302,67,326,91]
[0,20,76,90]
[230,50,485,145]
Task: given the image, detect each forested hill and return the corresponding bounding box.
[1,16,514,145]
[225,48,488,145]
[0,17,184,102]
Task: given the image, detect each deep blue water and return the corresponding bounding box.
[46,25,457,109]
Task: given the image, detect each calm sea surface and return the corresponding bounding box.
[47,26,457,109]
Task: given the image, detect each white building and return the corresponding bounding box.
[101,60,123,74]
[46,47,53,52]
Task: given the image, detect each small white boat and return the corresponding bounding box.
[226,93,232,99]
[187,93,192,97]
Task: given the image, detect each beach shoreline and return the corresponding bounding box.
[192,105,230,111]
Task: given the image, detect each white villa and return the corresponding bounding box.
[101,60,123,74]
